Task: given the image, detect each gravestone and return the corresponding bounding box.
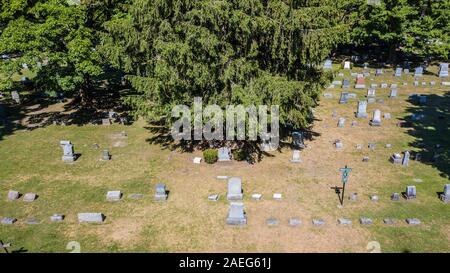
[289,218,301,226]
[291,131,306,149]
[26,218,40,225]
[193,157,202,164]
[208,194,219,201]
[375,69,383,76]
[414,81,419,87]
[338,218,352,225]
[368,143,376,150]
[414,67,423,77]
[342,79,350,89]
[312,219,325,226]
[370,83,378,88]
[339,92,349,104]
[356,144,362,150]
[347,93,357,99]
[273,193,282,200]
[50,214,64,222]
[421,81,426,86]
[251,193,262,200]
[385,143,392,148]
[406,218,421,225]
[102,149,111,161]
[355,78,366,89]
[349,193,358,201]
[335,140,343,149]
[370,195,379,201]
[337,117,345,128]
[350,72,358,77]
[430,81,436,86]
[1,217,17,225]
[391,153,402,164]
[356,101,368,118]
[290,150,301,163]
[7,190,19,200]
[381,83,388,88]
[323,93,333,99]
[218,147,231,162]
[102,118,111,126]
[23,193,36,202]
[227,177,243,201]
[442,81,450,86]
[369,109,382,126]
[332,110,337,118]
[332,80,342,85]
[404,68,409,74]
[11,91,20,104]
[226,202,247,225]
[367,97,376,104]
[384,113,391,119]
[391,193,400,201]
[106,191,122,201]
[338,72,344,77]
[389,89,397,98]
[394,67,402,77]
[60,140,76,162]
[440,184,450,203]
[402,151,410,166]
[415,153,422,161]
[391,83,398,89]
[439,63,449,77]
[383,218,396,225]
[323,59,333,69]
[128,193,144,199]
[266,218,279,226]
[405,185,416,199]
[78,213,104,223]
[367,88,375,97]
[360,217,373,225]
[351,121,357,127]
[154,183,168,201]
[362,156,370,162]
[343,61,351,70]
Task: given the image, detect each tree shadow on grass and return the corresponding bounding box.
[401,90,450,179]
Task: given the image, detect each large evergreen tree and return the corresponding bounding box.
[100,0,350,135]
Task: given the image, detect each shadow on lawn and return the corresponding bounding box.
[401,90,450,179]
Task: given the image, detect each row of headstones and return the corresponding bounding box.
[104,186,168,202]
[338,89,398,104]
[332,79,442,90]
[60,140,111,162]
[211,177,282,202]
[226,202,422,227]
[0,213,106,225]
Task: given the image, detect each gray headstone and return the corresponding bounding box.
[266,217,279,226]
[23,193,36,202]
[78,213,104,223]
[106,191,122,201]
[385,144,392,148]
[384,113,391,119]
[360,217,373,225]
[367,88,376,97]
[406,218,421,225]
[323,93,333,99]
[128,193,144,199]
[391,153,402,164]
[312,219,325,226]
[389,89,397,98]
[383,218,396,225]
[102,149,111,161]
[349,192,358,201]
[367,97,376,104]
[337,117,345,128]
[370,195,379,201]
[394,67,402,77]
[155,183,168,201]
[227,177,243,201]
[251,193,262,200]
[323,59,333,69]
[289,218,302,226]
[414,67,423,77]
[60,140,76,162]
[7,190,19,200]
[368,143,376,150]
[338,218,352,225]
[356,101,368,118]
[439,63,449,77]
[339,92,349,104]
[406,185,416,199]
[226,202,247,225]
[218,147,231,161]
[50,214,64,222]
[26,217,40,225]
[1,217,17,225]
[290,150,301,163]
[335,140,343,149]
[208,194,219,201]
[381,83,388,88]
[356,144,362,150]
[402,151,410,166]
[391,193,400,201]
[11,91,20,103]
[362,156,370,162]
[342,79,350,89]
[369,109,381,126]
[102,118,111,125]
[375,69,383,76]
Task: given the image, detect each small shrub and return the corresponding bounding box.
[203,149,218,164]
[232,149,247,161]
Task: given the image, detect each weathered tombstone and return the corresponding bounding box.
[335,139,343,149]
[383,218,396,225]
[367,88,375,97]
[218,147,231,162]
[227,177,243,201]
[339,92,349,104]
[362,156,370,162]
[155,183,168,201]
[351,121,357,127]
[1,217,17,225]
[421,81,427,86]
[439,63,449,77]
[337,117,345,128]
[402,151,410,166]
[389,89,397,98]
[414,67,423,77]
[312,219,325,226]
[391,83,398,89]
[343,61,351,70]
[7,190,19,200]
[404,68,409,74]
[369,109,382,126]
[106,190,122,201]
[193,157,202,164]
[290,150,301,163]
[356,101,368,118]
[391,193,400,201]
[391,153,402,164]
[430,81,436,86]
[338,218,352,225]
[360,217,373,225]
[355,78,366,89]
[370,83,378,88]
[251,193,262,200]
[323,59,333,69]
[415,153,422,161]
[370,195,379,201]
[60,140,76,162]
[349,192,358,201]
[394,67,402,77]
[375,69,383,76]
[342,79,350,89]
[350,72,358,77]
[208,194,219,201]
[23,193,36,202]
[291,131,306,149]
[273,193,282,200]
[50,214,64,222]
[381,83,388,88]
[289,218,301,226]
[385,143,392,148]
[102,149,111,161]
[368,143,376,150]
[102,118,111,125]
[323,93,333,99]
[226,202,247,225]
[442,81,450,86]
[356,144,362,150]
[266,217,279,226]
[405,185,416,199]
[440,184,450,203]
[347,93,357,99]
[26,218,40,225]
[406,218,421,225]
[11,91,20,104]
[414,80,419,87]
[384,113,391,119]
[78,213,104,223]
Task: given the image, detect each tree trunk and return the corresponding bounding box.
[388,43,397,64]
[79,76,92,105]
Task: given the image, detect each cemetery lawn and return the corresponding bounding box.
[0,65,449,253]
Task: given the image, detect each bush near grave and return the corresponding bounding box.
[203,149,218,164]
[232,149,247,161]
